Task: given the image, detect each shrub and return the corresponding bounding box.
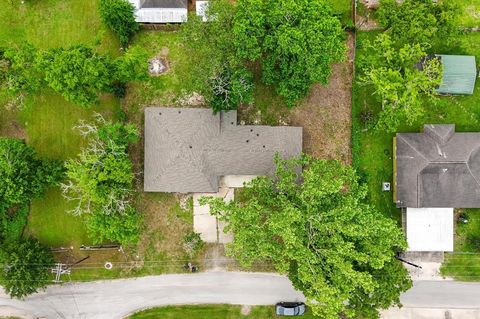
[0,138,64,212]
[0,238,54,299]
[183,232,205,256]
[99,0,140,48]
[85,206,142,246]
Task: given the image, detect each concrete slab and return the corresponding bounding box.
[193,187,234,244]
[220,175,257,188]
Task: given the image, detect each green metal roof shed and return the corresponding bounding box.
[436,55,477,95]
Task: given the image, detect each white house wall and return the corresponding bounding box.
[135,8,188,23]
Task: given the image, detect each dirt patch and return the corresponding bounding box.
[203,243,237,271]
[288,33,354,164]
[0,109,26,140]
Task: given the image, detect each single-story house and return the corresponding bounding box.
[436,55,477,95]
[394,124,480,252]
[144,107,303,193]
[128,0,188,24]
[144,107,302,243]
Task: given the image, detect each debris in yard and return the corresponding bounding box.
[104,262,113,270]
[177,92,206,107]
[148,56,169,76]
[360,0,380,10]
[241,305,252,316]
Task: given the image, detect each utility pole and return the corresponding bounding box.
[51,263,71,283]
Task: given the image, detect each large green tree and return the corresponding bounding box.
[203,156,411,319]
[378,0,460,46]
[0,238,54,299]
[181,0,254,113]
[36,46,114,107]
[360,34,443,132]
[183,0,345,110]
[85,206,141,246]
[98,0,139,48]
[0,138,64,212]
[252,0,345,106]
[62,116,138,216]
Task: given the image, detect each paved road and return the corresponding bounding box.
[1,275,480,319]
[0,272,305,319]
[400,281,480,309]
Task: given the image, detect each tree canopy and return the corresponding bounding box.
[202,155,411,319]
[0,138,64,212]
[181,1,254,113]
[181,0,345,110]
[35,45,148,107]
[0,238,54,299]
[251,0,345,106]
[98,0,139,48]
[62,115,141,245]
[378,0,460,46]
[62,115,138,216]
[360,34,443,132]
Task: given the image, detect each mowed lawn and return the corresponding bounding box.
[352,31,480,278]
[0,1,120,249]
[0,0,119,54]
[442,209,480,281]
[129,305,320,319]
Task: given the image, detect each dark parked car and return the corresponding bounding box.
[275,302,306,316]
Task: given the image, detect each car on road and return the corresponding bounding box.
[275,302,306,316]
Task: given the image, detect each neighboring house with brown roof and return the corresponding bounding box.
[144,107,303,193]
[394,124,480,252]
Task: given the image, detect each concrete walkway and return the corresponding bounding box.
[192,176,256,244]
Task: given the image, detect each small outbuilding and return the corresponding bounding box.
[129,0,188,24]
[436,55,477,95]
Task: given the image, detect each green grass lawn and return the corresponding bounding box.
[326,0,352,26]
[441,209,480,280]
[20,89,119,248]
[129,305,320,319]
[0,0,119,55]
[454,0,480,28]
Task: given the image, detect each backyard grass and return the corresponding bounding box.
[326,0,353,26]
[0,0,119,55]
[129,305,320,319]
[454,0,480,28]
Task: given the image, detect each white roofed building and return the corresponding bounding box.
[129,0,188,24]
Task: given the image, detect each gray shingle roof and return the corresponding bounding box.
[395,124,480,208]
[144,107,303,193]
